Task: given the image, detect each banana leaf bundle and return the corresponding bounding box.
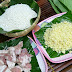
[49,0,72,13]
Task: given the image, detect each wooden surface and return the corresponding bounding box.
[0,0,72,72]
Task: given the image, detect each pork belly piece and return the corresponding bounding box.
[14,41,23,55]
[15,47,21,55]
[17,55,31,68]
[21,48,28,54]
[8,47,16,62]
[17,48,32,67]
[0,50,9,54]
[3,67,11,72]
[19,63,31,72]
[5,53,12,61]
[0,65,7,72]
[24,63,31,69]
[0,60,4,66]
[6,60,15,69]
[0,56,6,65]
[0,50,9,56]
[21,48,32,57]
[11,66,22,72]
[22,63,31,72]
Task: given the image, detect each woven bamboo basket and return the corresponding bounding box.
[0,0,41,37]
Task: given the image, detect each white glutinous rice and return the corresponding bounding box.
[0,4,37,32]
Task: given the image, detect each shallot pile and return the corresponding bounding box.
[0,41,32,72]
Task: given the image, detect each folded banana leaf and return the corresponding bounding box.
[35,12,72,58]
[0,0,39,34]
[49,0,71,13]
[59,0,72,12]
[0,36,41,72]
[53,0,68,12]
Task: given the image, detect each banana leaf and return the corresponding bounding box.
[35,12,72,58]
[0,36,41,72]
[53,0,68,12]
[59,0,72,12]
[48,0,60,13]
[49,0,71,14]
[0,0,39,34]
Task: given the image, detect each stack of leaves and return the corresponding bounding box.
[49,0,72,13]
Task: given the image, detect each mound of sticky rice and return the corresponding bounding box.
[0,4,37,32]
[44,21,72,53]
